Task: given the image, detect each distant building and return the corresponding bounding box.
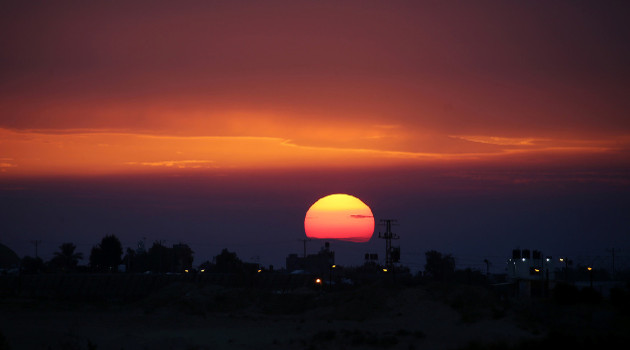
[506,248,560,298]
[507,248,557,281]
[286,242,334,275]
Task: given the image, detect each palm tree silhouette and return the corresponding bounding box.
[51,243,83,272]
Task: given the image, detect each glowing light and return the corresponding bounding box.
[200,269,205,272]
[559,258,564,262]
[382,268,388,272]
[587,267,593,271]
[184,269,189,273]
[534,268,540,273]
[257,269,262,273]
[331,265,336,268]
[522,258,526,262]
[304,194,375,242]
[315,278,322,284]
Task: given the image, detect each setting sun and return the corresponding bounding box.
[304,194,375,243]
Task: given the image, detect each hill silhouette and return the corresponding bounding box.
[0,243,19,269]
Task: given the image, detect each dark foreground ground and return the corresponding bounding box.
[1,280,629,350]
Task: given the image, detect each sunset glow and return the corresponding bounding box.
[1,2,629,178]
[1,1,629,277]
[1,127,626,177]
[304,194,375,243]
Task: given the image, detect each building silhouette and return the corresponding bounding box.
[286,242,334,275]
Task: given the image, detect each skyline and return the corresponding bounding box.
[3,169,627,273]
[1,1,629,272]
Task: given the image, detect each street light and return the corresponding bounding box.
[329,264,336,288]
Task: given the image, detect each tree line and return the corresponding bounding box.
[19,235,195,274]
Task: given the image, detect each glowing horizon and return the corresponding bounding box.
[1,127,626,177]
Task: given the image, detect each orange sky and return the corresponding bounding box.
[1,1,629,177]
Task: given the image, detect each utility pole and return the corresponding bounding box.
[483,259,490,276]
[559,257,571,282]
[299,238,311,258]
[158,239,166,273]
[31,240,41,259]
[378,219,399,269]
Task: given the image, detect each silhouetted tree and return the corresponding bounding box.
[172,243,194,271]
[122,247,135,273]
[147,241,171,273]
[424,250,455,281]
[49,242,82,272]
[214,249,243,273]
[142,242,194,273]
[122,247,151,273]
[89,235,123,272]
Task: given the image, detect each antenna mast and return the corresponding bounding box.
[378,219,400,269]
[299,238,312,258]
[31,240,42,259]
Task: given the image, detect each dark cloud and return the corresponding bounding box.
[350,214,374,219]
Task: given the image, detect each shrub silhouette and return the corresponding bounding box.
[20,256,44,274]
[552,283,579,305]
[578,287,601,304]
